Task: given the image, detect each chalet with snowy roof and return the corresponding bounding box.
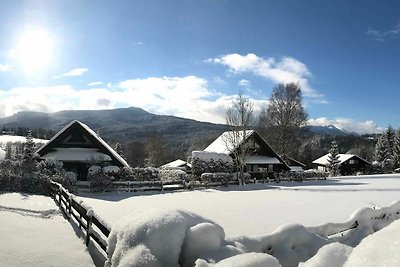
[312,154,370,175]
[286,157,306,172]
[160,159,191,173]
[204,130,290,177]
[36,120,129,180]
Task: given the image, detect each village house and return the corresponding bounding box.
[160,159,192,173]
[204,130,290,178]
[312,153,371,175]
[36,120,129,180]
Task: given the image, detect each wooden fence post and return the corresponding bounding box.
[58,187,62,207]
[68,196,72,221]
[86,213,93,247]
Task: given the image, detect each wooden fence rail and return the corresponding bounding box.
[50,182,110,254]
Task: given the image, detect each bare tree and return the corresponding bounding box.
[259,83,308,160]
[223,93,254,185]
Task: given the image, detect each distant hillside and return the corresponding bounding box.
[0,107,228,148]
[306,125,355,136]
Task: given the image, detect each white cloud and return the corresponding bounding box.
[308,117,383,134]
[88,81,103,86]
[0,76,270,126]
[53,68,88,78]
[367,23,400,41]
[207,53,325,102]
[238,79,251,87]
[0,64,10,72]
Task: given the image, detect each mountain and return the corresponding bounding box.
[306,124,354,136]
[0,107,229,146]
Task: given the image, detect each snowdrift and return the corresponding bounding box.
[106,201,400,267]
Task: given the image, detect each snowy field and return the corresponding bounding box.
[0,193,96,267]
[2,174,400,267]
[78,174,400,237]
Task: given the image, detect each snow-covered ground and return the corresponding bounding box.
[78,174,400,237]
[0,134,48,145]
[0,193,96,267]
[2,174,400,266]
[78,174,400,266]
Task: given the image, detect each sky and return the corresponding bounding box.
[0,0,399,134]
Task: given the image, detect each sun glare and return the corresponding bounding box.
[16,29,53,73]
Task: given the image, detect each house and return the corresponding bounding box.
[36,120,129,180]
[204,130,290,177]
[160,159,191,173]
[312,154,370,175]
[286,157,306,172]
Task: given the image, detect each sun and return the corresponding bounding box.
[16,29,53,73]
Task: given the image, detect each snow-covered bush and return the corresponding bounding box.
[87,166,114,192]
[159,169,187,183]
[130,167,159,181]
[232,172,252,183]
[105,209,243,267]
[191,151,233,177]
[200,173,233,185]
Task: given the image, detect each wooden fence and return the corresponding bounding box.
[50,181,110,254]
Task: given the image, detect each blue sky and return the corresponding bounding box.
[0,0,399,133]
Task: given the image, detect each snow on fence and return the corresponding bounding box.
[49,181,110,254]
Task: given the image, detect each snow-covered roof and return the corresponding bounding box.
[160,159,188,169]
[77,121,129,167]
[312,154,367,166]
[204,130,255,154]
[289,166,304,172]
[192,151,233,163]
[245,155,280,164]
[41,148,112,162]
[37,120,129,167]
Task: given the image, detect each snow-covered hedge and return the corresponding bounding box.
[105,201,400,267]
[159,169,187,182]
[191,151,233,177]
[281,170,328,182]
[200,173,233,184]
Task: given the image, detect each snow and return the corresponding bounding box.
[299,243,353,267]
[204,130,254,154]
[312,153,367,166]
[105,209,240,267]
[195,253,282,267]
[41,147,112,162]
[343,219,400,267]
[0,193,95,266]
[0,148,5,160]
[103,165,120,174]
[161,159,188,169]
[192,151,233,163]
[0,134,48,145]
[245,155,280,164]
[75,174,400,266]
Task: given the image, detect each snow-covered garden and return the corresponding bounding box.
[3,174,400,266]
[68,174,400,267]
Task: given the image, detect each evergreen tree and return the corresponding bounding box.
[327,140,340,176]
[393,129,400,169]
[23,130,36,161]
[374,134,388,171]
[5,142,12,160]
[22,129,38,175]
[386,125,396,160]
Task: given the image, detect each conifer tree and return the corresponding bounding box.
[393,129,400,169]
[327,140,340,176]
[374,134,388,165]
[23,129,36,161]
